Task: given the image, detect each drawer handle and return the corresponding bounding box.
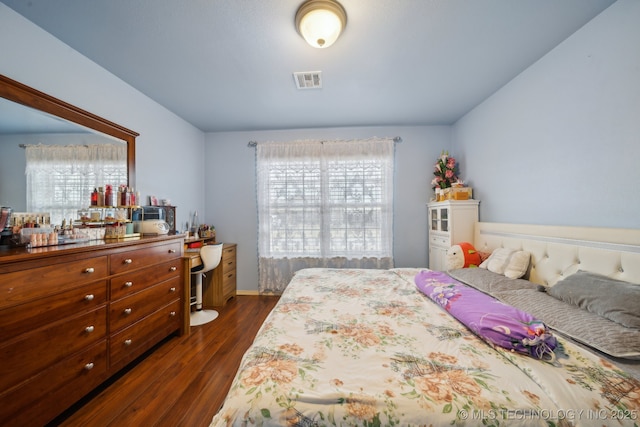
[168,249,176,253]
[123,258,133,264]
[84,294,95,301]
[169,266,177,272]
[124,281,133,288]
[169,311,176,317]
[123,308,132,315]
[84,362,95,371]
[124,339,132,346]
[169,287,176,292]
[85,325,95,333]
[84,267,95,274]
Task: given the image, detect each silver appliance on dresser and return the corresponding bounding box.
[131,206,170,235]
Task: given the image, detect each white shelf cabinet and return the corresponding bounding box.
[427,200,479,271]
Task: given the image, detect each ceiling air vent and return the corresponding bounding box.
[293,71,322,89]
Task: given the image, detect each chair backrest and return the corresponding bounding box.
[200,243,224,273]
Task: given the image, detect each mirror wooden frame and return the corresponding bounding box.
[0,73,138,188]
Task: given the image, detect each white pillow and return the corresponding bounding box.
[479,248,530,279]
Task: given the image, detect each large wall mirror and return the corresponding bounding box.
[0,74,137,216]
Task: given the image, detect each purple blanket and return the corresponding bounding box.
[415,270,557,360]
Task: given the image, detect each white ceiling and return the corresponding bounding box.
[2,0,616,133]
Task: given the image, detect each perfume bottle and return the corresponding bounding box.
[98,187,105,206]
[104,184,113,207]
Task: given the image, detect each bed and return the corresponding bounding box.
[210,222,640,426]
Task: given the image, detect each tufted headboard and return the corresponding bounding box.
[473,222,640,287]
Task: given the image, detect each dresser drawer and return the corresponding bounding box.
[222,269,236,291]
[110,241,181,275]
[221,257,236,275]
[0,306,107,393]
[221,245,236,268]
[0,340,108,427]
[110,259,181,300]
[0,256,108,309]
[110,299,181,369]
[0,280,107,342]
[429,233,451,248]
[110,276,181,332]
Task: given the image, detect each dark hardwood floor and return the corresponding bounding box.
[49,295,279,427]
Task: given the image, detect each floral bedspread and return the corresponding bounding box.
[210,268,640,427]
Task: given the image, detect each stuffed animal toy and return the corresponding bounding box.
[446,242,482,270]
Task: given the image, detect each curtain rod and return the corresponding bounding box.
[19,144,90,148]
[247,136,402,147]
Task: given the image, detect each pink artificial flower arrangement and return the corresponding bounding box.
[431,151,459,189]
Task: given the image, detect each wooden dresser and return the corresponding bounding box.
[0,235,184,426]
[203,243,237,307]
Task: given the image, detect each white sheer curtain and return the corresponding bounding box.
[25,144,127,225]
[256,138,395,293]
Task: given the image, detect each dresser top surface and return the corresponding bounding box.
[0,233,184,265]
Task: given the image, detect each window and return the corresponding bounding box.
[25,144,127,225]
[256,138,395,293]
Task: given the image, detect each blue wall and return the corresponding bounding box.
[205,126,451,291]
[452,0,640,229]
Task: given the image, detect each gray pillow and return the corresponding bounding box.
[547,270,640,329]
[448,268,539,294]
[494,288,640,360]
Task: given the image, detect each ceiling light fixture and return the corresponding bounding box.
[295,0,347,49]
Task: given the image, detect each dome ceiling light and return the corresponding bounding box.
[295,0,347,49]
